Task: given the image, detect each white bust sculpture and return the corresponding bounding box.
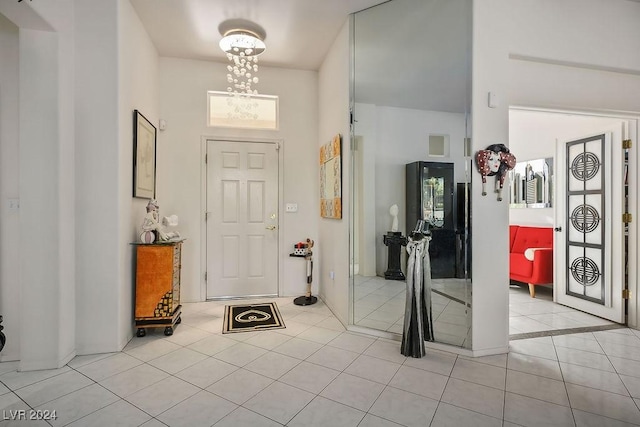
[390,204,399,232]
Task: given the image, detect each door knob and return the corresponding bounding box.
[266,225,277,230]
[554,227,562,232]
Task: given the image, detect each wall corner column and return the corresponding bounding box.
[470,0,511,355]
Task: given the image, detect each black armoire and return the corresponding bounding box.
[406,162,455,278]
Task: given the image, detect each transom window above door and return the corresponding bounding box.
[207,91,279,130]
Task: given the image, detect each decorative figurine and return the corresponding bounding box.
[140,199,180,243]
[390,204,399,232]
[475,143,516,201]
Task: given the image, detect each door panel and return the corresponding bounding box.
[207,140,278,298]
[566,135,607,304]
[555,124,626,323]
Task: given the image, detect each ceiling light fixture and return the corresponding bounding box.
[219,21,266,97]
[217,20,267,121]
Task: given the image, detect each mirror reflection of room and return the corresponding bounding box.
[350,0,472,348]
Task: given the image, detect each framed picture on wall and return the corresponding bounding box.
[320,134,342,219]
[133,110,156,199]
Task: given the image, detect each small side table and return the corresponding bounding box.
[290,251,318,306]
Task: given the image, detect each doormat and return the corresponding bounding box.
[222,302,285,334]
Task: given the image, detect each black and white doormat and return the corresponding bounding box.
[222,302,285,334]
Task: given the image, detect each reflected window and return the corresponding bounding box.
[423,176,445,228]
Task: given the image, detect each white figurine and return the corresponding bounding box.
[390,204,399,232]
[140,199,180,243]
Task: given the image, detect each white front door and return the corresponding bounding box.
[206,140,279,298]
[555,123,628,322]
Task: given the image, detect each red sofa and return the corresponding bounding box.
[509,225,554,298]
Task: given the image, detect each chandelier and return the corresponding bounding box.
[219,26,265,95]
[218,21,266,120]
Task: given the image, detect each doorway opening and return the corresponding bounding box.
[508,107,638,339]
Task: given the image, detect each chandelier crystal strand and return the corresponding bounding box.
[220,28,264,120]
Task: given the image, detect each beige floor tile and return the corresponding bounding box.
[566,383,640,424]
[504,392,574,427]
[506,369,570,406]
[441,378,504,419]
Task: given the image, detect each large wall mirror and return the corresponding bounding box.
[350,0,473,348]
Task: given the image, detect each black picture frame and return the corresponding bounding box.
[133,110,156,199]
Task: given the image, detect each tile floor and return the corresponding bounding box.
[1,296,639,426]
[509,283,617,336]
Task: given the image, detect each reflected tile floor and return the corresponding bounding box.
[354,275,618,347]
[1,297,640,426]
[354,276,472,347]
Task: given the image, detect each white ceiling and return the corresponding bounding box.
[129,0,387,71]
[130,0,471,113]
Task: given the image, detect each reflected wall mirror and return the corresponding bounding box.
[349,0,473,348]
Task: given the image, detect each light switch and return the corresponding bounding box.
[285,203,298,213]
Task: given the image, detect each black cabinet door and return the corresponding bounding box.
[406,161,455,278]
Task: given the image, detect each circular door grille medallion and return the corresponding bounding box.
[570,204,600,233]
[571,152,600,181]
[570,257,600,286]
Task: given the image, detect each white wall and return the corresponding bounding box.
[74,0,122,355]
[73,0,159,355]
[0,0,160,366]
[117,0,159,350]
[20,27,66,370]
[0,0,80,368]
[506,0,640,73]
[505,0,640,112]
[509,110,625,227]
[317,20,351,324]
[7,0,78,370]
[471,0,640,354]
[0,0,162,363]
[158,58,318,302]
[470,0,511,355]
[0,13,20,362]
